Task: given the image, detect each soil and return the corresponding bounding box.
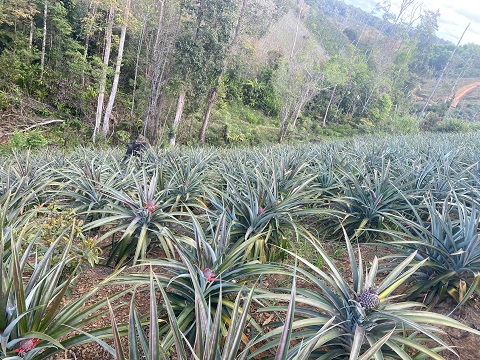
[55,267,123,360]
[49,244,480,360]
[436,297,480,360]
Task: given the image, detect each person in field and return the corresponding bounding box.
[123,134,148,161]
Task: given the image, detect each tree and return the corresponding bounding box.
[409,9,439,75]
[321,56,349,127]
[168,0,205,147]
[40,0,48,80]
[198,0,287,143]
[79,1,101,86]
[420,23,470,118]
[142,0,181,142]
[276,1,325,143]
[359,0,422,119]
[198,0,247,143]
[93,2,114,142]
[276,53,325,143]
[102,0,132,136]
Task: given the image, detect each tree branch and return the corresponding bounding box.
[6,119,64,135]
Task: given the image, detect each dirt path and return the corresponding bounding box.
[451,81,480,107]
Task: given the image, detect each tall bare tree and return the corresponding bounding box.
[142,0,181,142]
[40,0,48,80]
[276,1,324,143]
[169,0,204,148]
[131,11,147,119]
[102,0,132,136]
[93,3,114,142]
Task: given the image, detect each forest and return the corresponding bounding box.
[1,0,480,149]
[2,1,480,359]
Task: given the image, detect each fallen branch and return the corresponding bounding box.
[6,119,65,135]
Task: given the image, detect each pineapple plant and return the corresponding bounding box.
[83,167,183,266]
[111,212,288,349]
[389,195,480,308]
[253,229,480,359]
[208,161,315,262]
[1,222,129,359]
[329,158,413,241]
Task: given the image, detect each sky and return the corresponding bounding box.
[342,0,480,45]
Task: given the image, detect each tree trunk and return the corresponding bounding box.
[150,8,181,142]
[40,0,48,80]
[198,0,248,143]
[102,0,131,136]
[277,0,305,143]
[131,20,146,119]
[291,81,325,128]
[170,90,186,147]
[151,59,171,141]
[169,0,203,146]
[82,3,97,87]
[143,0,166,140]
[278,107,290,143]
[290,1,303,60]
[93,4,114,142]
[199,87,218,142]
[291,100,304,128]
[29,18,34,51]
[323,85,336,127]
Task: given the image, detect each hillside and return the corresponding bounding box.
[1,0,480,150]
[415,78,480,105]
[254,9,328,62]
[304,0,480,121]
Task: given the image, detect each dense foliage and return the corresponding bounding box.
[1,0,479,148]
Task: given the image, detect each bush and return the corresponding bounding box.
[318,124,355,138]
[224,123,248,143]
[420,112,442,131]
[9,130,48,150]
[245,112,258,124]
[0,90,16,111]
[435,117,470,132]
[26,131,49,148]
[115,130,131,144]
[35,204,101,270]
[387,114,420,133]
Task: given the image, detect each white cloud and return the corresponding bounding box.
[341,0,480,44]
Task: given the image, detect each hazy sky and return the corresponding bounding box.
[342,0,480,45]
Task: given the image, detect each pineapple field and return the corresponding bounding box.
[1,133,480,359]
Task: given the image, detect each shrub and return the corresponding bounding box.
[387,114,420,134]
[420,112,442,131]
[9,130,48,150]
[34,204,101,270]
[245,112,258,124]
[115,130,130,144]
[435,117,470,133]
